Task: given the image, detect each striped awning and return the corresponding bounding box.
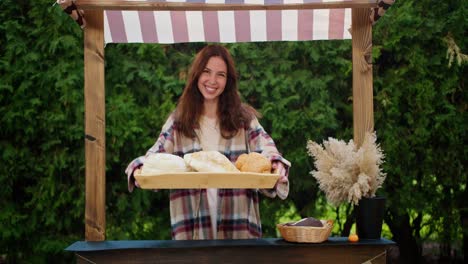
[57,0,394,44]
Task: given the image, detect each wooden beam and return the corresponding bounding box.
[76,0,378,11]
[352,8,374,147]
[84,10,106,241]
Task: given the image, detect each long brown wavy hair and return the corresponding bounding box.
[174,44,259,139]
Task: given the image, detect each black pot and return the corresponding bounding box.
[355,196,386,239]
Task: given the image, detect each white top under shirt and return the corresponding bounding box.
[197,115,221,238]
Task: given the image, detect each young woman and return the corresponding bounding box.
[126,44,291,240]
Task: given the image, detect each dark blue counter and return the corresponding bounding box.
[67,237,396,263]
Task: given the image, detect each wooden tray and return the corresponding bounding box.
[134,170,280,189]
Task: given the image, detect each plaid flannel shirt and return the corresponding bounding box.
[126,115,291,240]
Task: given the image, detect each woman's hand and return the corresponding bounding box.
[272,161,288,184]
[133,167,159,192]
[133,168,142,188]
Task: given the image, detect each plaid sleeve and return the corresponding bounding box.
[247,118,291,167]
[125,116,176,192]
[259,181,289,200]
[247,118,291,199]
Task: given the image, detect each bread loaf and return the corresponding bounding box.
[184,151,239,173]
[285,217,323,227]
[141,153,189,174]
[235,152,272,173]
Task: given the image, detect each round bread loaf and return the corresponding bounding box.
[235,152,272,173]
[184,151,239,173]
[142,153,189,174]
[285,217,323,227]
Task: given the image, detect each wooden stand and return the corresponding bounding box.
[78,0,380,243]
[67,237,395,264]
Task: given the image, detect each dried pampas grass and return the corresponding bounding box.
[307,132,386,206]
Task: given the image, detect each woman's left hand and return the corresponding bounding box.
[272,161,288,184]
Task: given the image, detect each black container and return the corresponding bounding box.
[355,196,386,239]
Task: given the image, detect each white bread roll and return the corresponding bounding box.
[141,153,189,174]
[184,151,239,173]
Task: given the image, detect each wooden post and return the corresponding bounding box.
[84,10,106,241]
[352,8,374,147]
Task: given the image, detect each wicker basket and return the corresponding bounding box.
[277,220,333,243]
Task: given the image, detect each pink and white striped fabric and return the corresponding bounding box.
[104,7,352,44]
[58,0,397,44]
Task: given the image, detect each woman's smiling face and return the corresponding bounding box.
[197,56,227,104]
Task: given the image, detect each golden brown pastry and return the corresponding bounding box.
[184,151,239,173]
[235,152,272,173]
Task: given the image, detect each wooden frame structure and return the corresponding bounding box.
[77,0,378,242]
[77,0,377,11]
